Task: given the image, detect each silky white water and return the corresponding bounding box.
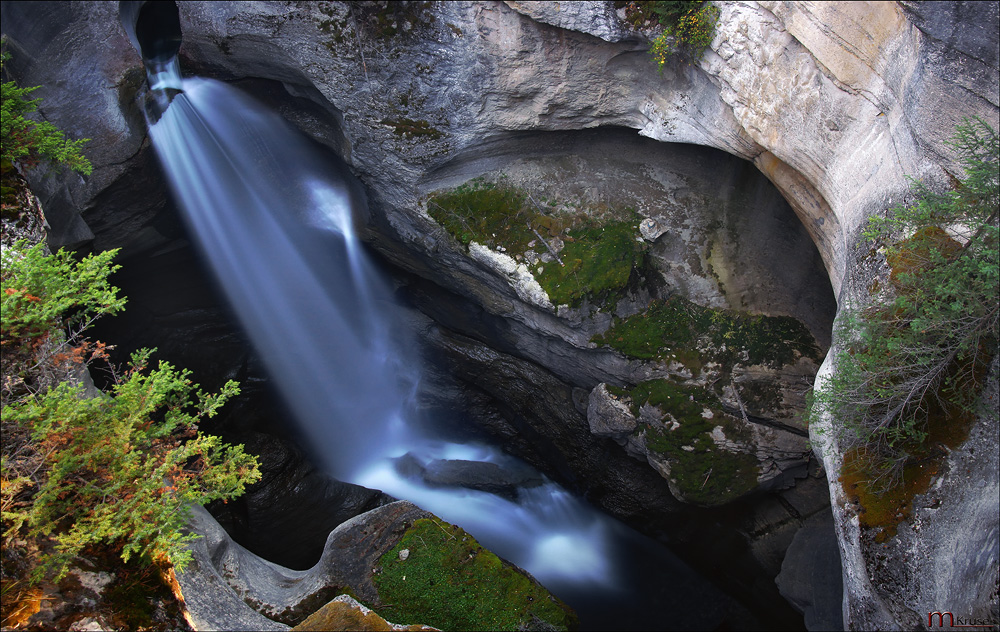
[147,75,622,594]
[144,71,732,630]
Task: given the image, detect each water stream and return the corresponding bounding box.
[146,72,721,630]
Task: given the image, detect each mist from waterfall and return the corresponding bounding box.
[146,72,720,630]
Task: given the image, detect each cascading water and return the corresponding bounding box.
[144,66,722,630]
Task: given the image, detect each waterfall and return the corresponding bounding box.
[148,76,419,477]
[146,69,721,630]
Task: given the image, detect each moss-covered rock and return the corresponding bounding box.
[617,379,760,506]
[592,295,821,370]
[373,517,577,631]
[427,179,646,308]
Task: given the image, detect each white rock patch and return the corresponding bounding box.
[469,242,554,310]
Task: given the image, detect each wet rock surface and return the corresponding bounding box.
[177,500,574,631]
[393,454,545,501]
[208,433,395,570]
[777,509,845,632]
[175,501,432,631]
[418,324,686,524]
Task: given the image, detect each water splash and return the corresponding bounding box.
[146,57,182,92]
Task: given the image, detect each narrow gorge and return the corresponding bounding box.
[1,1,996,630]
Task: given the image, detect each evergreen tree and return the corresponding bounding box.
[816,118,999,488]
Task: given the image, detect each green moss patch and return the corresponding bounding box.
[627,379,716,420]
[381,118,442,140]
[374,518,576,631]
[427,179,646,307]
[623,380,759,506]
[592,295,821,369]
[428,180,534,249]
[542,221,641,307]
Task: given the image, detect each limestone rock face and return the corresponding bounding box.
[503,1,629,42]
[0,2,147,248]
[175,501,431,631]
[3,2,998,629]
[587,383,637,440]
[815,358,1000,631]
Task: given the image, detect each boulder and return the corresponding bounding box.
[586,383,637,440]
[586,381,812,506]
[393,454,545,501]
[292,594,436,631]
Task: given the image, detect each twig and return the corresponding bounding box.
[348,8,370,85]
[700,468,713,490]
[731,380,750,425]
[527,224,565,267]
[431,518,456,540]
[428,199,475,241]
[525,193,565,267]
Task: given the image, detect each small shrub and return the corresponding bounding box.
[1,241,261,583]
[645,2,720,68]
[1,240,125,404]
[3,350,260,581]
[814,118,997,499]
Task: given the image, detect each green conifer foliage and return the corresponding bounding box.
[2,238,261,582]
[1,49,92,175]
[4,350,260,581]
[815,118,998,490]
